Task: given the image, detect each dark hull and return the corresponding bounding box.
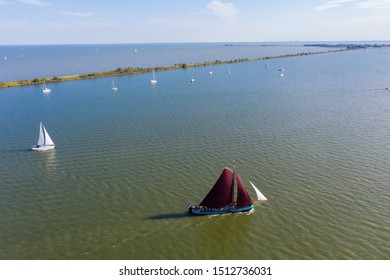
[188,204,253,215]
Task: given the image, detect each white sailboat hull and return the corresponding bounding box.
[32,144,55,151]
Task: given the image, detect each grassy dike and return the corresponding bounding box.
[0,49,345,89]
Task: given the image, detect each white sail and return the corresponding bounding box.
[37,122,45,146]
[42,123,55,146]
[249,181,267,201]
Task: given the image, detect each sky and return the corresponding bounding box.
[1,0,390,45]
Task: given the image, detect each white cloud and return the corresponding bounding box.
[18,0,51,7]
[356,0,390,10]
[314,0,356,11]
[206,0,239,20]
[61,11,95,18]
[315,0,390,11]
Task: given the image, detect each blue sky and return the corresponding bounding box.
[1,0,390,44]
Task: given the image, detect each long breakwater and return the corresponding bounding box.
[0,49,344,89]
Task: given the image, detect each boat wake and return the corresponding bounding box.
[146,212,189,220]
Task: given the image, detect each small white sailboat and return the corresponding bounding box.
[111,80,118,91]
[189,73,195,83]
[32,122,55,151]
[150,70,157,84]
[208,71,213,75]
[278,68,285,77]
[42,82,51,94]
[189,71,196,83]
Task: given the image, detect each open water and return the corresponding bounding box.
[0,43,390,259]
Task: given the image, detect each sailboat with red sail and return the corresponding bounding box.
[188,167,267,215]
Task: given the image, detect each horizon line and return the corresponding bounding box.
[1,39,390,47]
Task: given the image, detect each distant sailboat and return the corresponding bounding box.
[188,167,267,215]
[32,122,55,151]
[111,80,118,91]
[189,72,196,83]
[150,70,157,84]
[42,82,51,94]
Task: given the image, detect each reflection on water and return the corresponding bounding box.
[36,149,57,172]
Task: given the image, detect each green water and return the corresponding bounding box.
[1,49,390,259]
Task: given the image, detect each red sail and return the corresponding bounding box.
[235,173,252,207]
[200,168,234,209]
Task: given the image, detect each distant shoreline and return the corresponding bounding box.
[0,48,348,89]
[304,43,390,49]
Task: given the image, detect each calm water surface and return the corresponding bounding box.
[0,46,390,259]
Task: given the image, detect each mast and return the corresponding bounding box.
[42,122,46,145]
